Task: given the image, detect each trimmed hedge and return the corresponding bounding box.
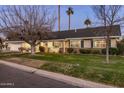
[109,48,119,55]
[79,49,101,54]
[101,48,119,55]
[79,48,119,55]
[79,49,91,54]
[67,48,74,53]
[117,41,124,55]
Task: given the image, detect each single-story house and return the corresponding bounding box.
[5,25,121,53]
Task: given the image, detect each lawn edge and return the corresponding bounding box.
[0,60,115,88]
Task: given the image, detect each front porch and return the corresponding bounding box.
[40,39,70,53]
[4,37,118,54]
[40,38,117,53]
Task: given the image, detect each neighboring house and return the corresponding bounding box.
[5,25,121,53]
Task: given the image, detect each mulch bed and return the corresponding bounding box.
[3,57,47,68]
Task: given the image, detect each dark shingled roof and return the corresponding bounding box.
[7,25,121,41]
[48,25,121,39]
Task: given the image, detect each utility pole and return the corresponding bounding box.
[58,5,60,32]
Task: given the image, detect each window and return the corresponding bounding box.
[84,40,91,48]
[43,42,48,46]
[70,40,81,48]
[111,39,116,47]
[53,41,62,48]
[94,40,106,48]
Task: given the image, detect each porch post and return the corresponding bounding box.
[63,40,65,53]
[69,40,70,48]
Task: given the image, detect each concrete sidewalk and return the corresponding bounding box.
[0,60,115,88]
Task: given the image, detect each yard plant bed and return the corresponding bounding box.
[4,57,46,68]
[1,53,124,87]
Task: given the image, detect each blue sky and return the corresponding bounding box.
[0,5,123,35]
[0,5,97,31]
[49,5,124,35]
[50,5,100,31]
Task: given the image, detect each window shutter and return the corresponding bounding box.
[81,40,84,48]
[91,39,93,48]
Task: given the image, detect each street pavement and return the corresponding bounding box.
[0,64,77,88]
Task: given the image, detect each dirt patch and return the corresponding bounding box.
[3,57,47,68]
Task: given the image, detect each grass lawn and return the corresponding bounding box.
[0,52,124,87]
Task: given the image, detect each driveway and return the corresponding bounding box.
[0,64,77,88]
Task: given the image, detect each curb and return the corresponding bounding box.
[0,60,115,88]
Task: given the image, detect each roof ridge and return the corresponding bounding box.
[53,25,120,32]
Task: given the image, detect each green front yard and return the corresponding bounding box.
[0,52,124,87]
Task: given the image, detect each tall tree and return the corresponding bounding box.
[58,5,60,32]
[92,5,123,63]
[66,7,74,31]
[0,6,56,55]
[6,31,20,41]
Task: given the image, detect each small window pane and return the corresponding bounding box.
[94,40,106,48]
[70,40,80,48]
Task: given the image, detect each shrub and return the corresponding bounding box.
[79,49,101,54]
[59,48,63,53]
[79,49,100,54]
[79,49,91,54]
[91,49,101,54]
[39,46,45,53]
[73,49,80,54]
[67,48,74,53]
[101,48,119,55]
[26,48,31,52]
[117,40,124,55]
[41,62,124,87]
[18,47,26,52]
[101,48,106,55]
[41,62,85,77]
[109,48,119,55]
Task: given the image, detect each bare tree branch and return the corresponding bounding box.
[92,5,122,63]
[0,5,56,55]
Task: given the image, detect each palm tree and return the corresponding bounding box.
[58,5,60,32]
[84,18,91,28]
[66,7,74,31]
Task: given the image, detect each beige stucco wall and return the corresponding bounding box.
[7,41,39,52]
[7,41,60,53]
[21,42,44,52]
[47,41,60,53]
[47,41,53,48]
[22,42,30,48]
[8,42,23,51]
[6,38,119,53]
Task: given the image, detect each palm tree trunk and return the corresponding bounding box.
[69,15,70,31]
[58,5,60,32]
